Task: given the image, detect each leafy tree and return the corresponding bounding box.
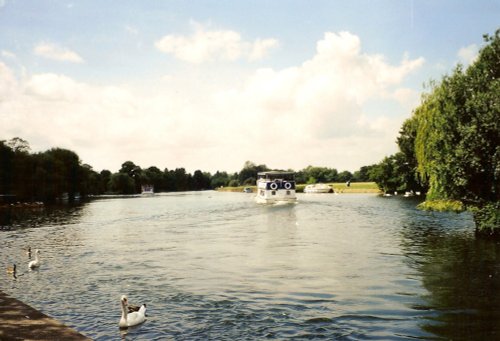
[238,161,269,184]
[0,141,15,194]
[162,168,177,192]
[352,165,377,182]
[369,155,400,193]
[397,117,428,193]
[108,172,135,194]
[228,179,240,187]
[173,168,189,191]
[119,161,138,176]
[143,166,163,191]
[192,170,211,190]
[211,171,230,188]
[337,170,353,183]
[413,30,499,234]
[100,170,112,193]
[5,137,31,154]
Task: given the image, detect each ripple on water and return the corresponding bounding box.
[0,192,482,340]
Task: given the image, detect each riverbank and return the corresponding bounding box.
[217,182,381,194]
[0,290,90,341]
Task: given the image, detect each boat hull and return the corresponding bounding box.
[304,184,333,193]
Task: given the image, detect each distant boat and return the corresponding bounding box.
[304,183,334,193]
[141,185,154,195]
[255,171,297,204]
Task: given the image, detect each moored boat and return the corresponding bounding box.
[141,185,154,195]
[255,171,297,204]
[304,183,334,193]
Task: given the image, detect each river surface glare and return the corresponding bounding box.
[1,192,499,340]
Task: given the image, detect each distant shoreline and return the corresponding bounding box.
[217,182,381,194]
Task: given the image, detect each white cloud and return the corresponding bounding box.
[1,50,16,59]
[155,22,278,63]
[458,44,478,66]
[249,38,279,61]
[34,42,84,63]
[1,31,423,173]
[0,61,17,100]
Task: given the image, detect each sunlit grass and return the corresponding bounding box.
[417,200,465,212]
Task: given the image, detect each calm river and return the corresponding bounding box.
[1,192,499,340]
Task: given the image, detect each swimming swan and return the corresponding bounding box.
[28,249,40,269]
[119,295,146,328]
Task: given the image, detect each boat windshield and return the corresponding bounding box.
[257,171,295,181]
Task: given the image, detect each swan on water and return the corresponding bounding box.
[28,249,40,269]
[119,295,146,328]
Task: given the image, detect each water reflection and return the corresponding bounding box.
[0,204,86,230]
[1,193,499,339]
[399,206,500,339]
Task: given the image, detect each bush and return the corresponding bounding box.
[228,179,240,187]
[472,203,500,236]
[417,200,465,212]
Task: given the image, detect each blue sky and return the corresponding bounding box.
[0,0,498,173]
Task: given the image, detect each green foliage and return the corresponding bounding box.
[108,172,135,194]
[238,161,269,184]
[0,138,99,202]
[471,203,500,235]
[210,171,231,188]
[306,177,317,184]
[417,200,465,212]
[228,179,240,187]
[369,153,409,193]
[414,30,499,206]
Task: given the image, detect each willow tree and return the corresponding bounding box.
[414,30,499,234]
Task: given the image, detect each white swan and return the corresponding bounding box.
[119,295,146,328]
[28,249,40,269]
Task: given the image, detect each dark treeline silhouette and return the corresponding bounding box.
[0,139,374,203]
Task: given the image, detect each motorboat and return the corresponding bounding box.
[141,185,154,195]
[304,183,334,193]
[255,171,297,204]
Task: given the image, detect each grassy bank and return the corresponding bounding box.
[216,182,380,194]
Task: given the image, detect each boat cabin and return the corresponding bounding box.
[255,171,297,204]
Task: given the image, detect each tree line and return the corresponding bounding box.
[0,139,376,204]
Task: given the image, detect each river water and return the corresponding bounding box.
[1,192,499,340]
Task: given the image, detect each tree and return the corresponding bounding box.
[337,170,353,183]
[397,117,427,193]
[352,165,377,182]
[413,30,499,234]
[211,171,230,188]
[144,166,163,191]
[238,161,269,184]
[0,140,15,195]
[100,170,112,193]
[5,137,31,154]
[119,161,138,176]
[369,155,401,193]
[192,170,211,190]
[108,172,135,194]
[173,168,189,191]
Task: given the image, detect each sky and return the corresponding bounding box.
[0,1,498,174]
